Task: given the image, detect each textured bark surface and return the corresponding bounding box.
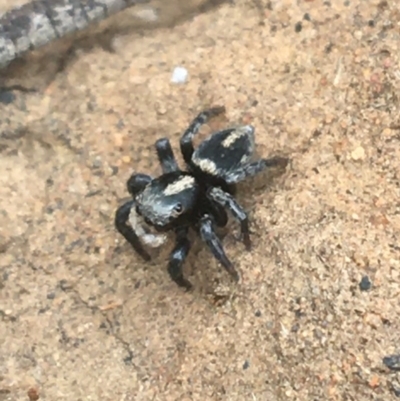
[0,0,150,68]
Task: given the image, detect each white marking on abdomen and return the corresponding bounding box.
[222,125,254,148]
[192,157,218,175]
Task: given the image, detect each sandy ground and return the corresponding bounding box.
[1,0,400,400]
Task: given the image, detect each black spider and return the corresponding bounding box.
[115,106,288,290]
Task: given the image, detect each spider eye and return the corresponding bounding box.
[173,203,183,214]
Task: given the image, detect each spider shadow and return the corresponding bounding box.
[236,153,290,207]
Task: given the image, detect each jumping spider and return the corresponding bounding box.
[115,106,288,290]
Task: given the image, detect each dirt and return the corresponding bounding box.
[1,0,400,400]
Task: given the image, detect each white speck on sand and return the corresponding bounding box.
[171,66,188,84]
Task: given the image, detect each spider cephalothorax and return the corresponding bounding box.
[115,106,288,290]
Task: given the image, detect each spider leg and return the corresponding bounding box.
[127,173,152,196]
[207,187,251,250]
[114,200,151,261]
[180,106,226,165]
[168,227,193,290]
[155,138,180,173]
[199,215,240,282]
[208,200,229,228]
[225,156,289,184]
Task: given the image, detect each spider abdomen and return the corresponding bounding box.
[190,125,255,181]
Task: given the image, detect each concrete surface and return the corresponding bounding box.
[1,0,400,400]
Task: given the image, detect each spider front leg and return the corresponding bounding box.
[168,227,193,290]
[155,138,179,173]
[180,106,226,165]
[199,215,240,282]
[207,187,251,250]
[225,156,289,184]
[115,200,151,261]
[127,173,152,196]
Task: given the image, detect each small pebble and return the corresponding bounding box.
[243,360,250,370]
[383,354,400,371]
[27,387,39,401]
[123,354,133,365]
[92,158,102,168]
[122,155,131,164]
[359,275,372,291]
[295,22,302,33]
[116,119,125,130]
[351,146,366,161]
[354,30,363,40]
[171,66,188,84]
[325,43,333,53]
[59,279,72,291]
